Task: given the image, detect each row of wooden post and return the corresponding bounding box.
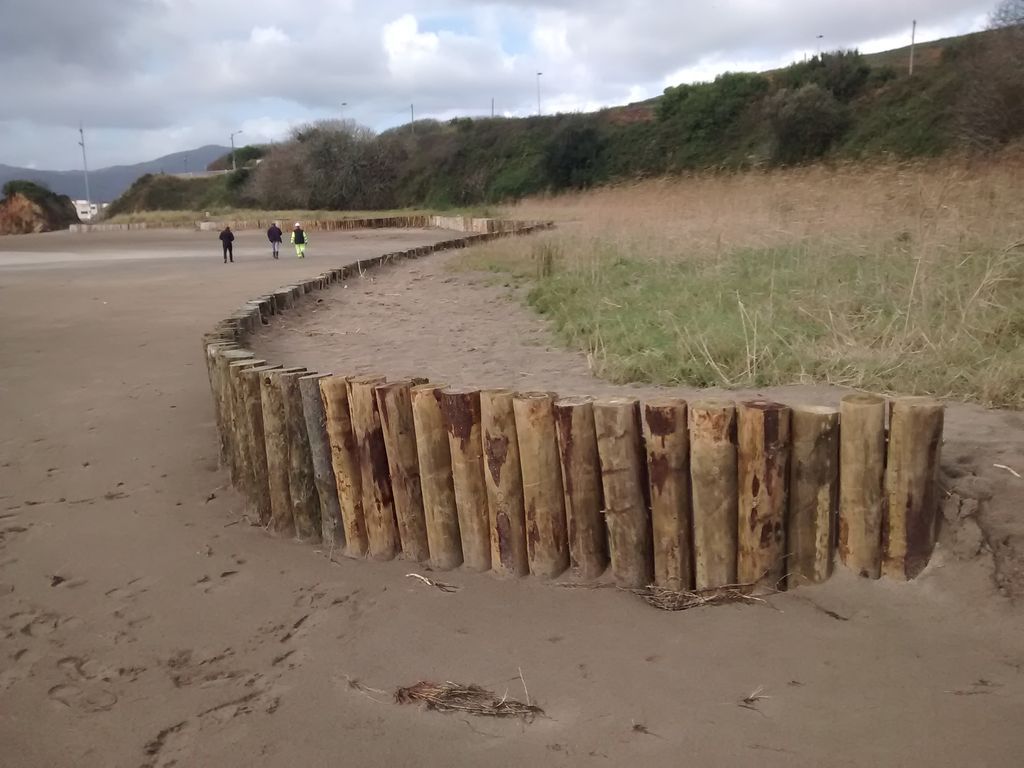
[202,238,945,593]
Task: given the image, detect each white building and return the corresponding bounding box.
[73,200,109,221]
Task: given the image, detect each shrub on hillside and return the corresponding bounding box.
[543,121,606,189]
[765,84,849,163]
[775,50,871,102]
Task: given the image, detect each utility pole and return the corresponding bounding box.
[909,19,917,76]
[536,72,543,116]
[491,97,495,118]
[78,123,92,219]
[410,104,415,136]
[230,130,243,171]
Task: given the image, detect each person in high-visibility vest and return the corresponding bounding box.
[290,222,308,258]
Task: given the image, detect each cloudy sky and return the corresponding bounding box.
[0,0,995,170]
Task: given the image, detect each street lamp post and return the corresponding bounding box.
[816,34,824,57]
[536,72,543,116]
[230,130,244,171]
[78,123,92,220]
[340,101,348,120]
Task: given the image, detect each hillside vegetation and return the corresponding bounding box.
[109,22,1024,215]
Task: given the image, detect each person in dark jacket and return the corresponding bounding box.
[267,222,283,259]
[219,226,235,263]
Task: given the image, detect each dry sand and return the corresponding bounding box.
[1,229,1023,767]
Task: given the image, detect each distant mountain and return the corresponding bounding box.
[0,145,230,203]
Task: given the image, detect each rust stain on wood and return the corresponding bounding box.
[485,433,509,484]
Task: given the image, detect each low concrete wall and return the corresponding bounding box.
[71,215,544,235]
[202,219,946,598]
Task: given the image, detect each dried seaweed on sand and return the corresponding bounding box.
[632,583,768,611]
[394,681,542,721]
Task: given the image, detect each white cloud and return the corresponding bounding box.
[0,0,994,168]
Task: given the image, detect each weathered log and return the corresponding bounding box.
[300,373,344,551]
[375,380,430,562]
[513,392,570,579]
[280,371,322,543]
[319,376,368,558]
[737,400,791,588]
[553,397,607,580]
[439,387,491,572]
[239,364,280,526]
[227,358,266,501]
[839,393,887,579]
[260,367,304,536]
[689,399,738,590]
[214,349,254,479]
[882,397,944,581]
[593,398,653,589]
[347,376,400,560]
[642,398,692,590]
[480,389,529,577]
[787,406,840,588]
[411,384,463,570]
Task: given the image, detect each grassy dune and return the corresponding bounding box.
[455,150,1024,407]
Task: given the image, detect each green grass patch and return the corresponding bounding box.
[455,235,1024,407]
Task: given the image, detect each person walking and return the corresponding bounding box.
[219,225,235,263]
[266,221,283,259]
[291,222,308,259]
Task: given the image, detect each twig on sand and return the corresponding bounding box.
[395,681,542,722]
[993,463,1021,479]
[406,573,460,593]
[518,666,531,707]
[739,686,770,713]
[345,676,388,704]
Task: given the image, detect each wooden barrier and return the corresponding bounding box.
[200,217,948,601]
[319,375,369,558]
[411,384,463,570]
[594,398,652,589]
[642,398,692,591]
[883,397,944,581]
[440,387,491,572]
[737,400,791,588]
[480,390,529,578]
[348,376,400,561]
[839,393,886,579]
[554,397,607,580]
[375,380,430,562]
[689,400,738,590]
[788,406,840,588]
[514,392,569,579]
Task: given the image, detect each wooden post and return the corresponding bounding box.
[737,400,791,588]
[375,380,430,562]
[319,375,368,558]
[240,364,281,526]
[553,397,607,580]
[205,342,236,464]
[480,389,529,577]
[689,400,738,590]
[642,398,692,590]
[411,384,463,570]
[348,376,400,560]
[594,398,653,588]
[260,367,304,536]
[214,349,254,480]
[883,397,944,581]
[300,373,344,551]
[839,393,886,579]
[280,371,322,543]
[440,387,491,572]
[787,406,840,588]
[228,358,265,501]
[514,392,570,579]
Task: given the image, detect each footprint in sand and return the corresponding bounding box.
[47,682,118,713]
